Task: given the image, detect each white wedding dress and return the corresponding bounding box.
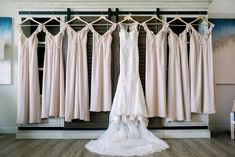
[85,22,169,156]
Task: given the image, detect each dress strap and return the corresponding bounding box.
[66,23,90,34]
[42,23,67,36]
[119,22,135,31]
[108,23,117,33]
[208,23,215,33]
[141,22,150,32]
[89,23,117,36]
[142,22,169,33]
[185,23,191,33]
[17,24,43,38]
[162,23,169,32]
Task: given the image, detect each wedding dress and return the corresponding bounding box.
[85,22,169,156]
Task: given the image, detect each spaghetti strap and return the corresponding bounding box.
[89,23,116,37]
[42,23,67,37]
[18,24,42,39]
[141,22,150,32]
[142,22,169,34]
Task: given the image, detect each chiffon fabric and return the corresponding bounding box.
[17,24,42,124]
[89,23,117,112]
[85,22,169,156]
[189,23,216,114]
[65,24,90,122]
[167,25,191,121]
[41,25,66,119]
[142,22,168,118]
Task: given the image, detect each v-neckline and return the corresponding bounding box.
[19,24,41,40]
[43,25,64,38]
[90,23,115,37]
[144,23,167,37]
[169,27,187,39]
[67,24,88,34]
[119,22,138,35]
[190,24,212,41]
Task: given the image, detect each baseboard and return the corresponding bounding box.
[0,127,17,133]
[157,129,211,138]
[16,129,211,139]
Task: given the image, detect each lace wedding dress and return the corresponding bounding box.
[85,22,169,156]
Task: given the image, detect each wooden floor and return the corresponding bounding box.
[0,133,234,157]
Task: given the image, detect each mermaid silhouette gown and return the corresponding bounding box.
[85,22,169,156]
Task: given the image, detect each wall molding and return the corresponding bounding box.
[16,0,212,10]
[16,129,211,139]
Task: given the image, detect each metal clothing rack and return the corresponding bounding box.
[19,8,208,22]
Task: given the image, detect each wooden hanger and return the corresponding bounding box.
[66,16,88,26]
[190,16,214,26]
[118,15,140,24]
[19,17,41,26]
[168,16,188,25]
[43,17,64,26]
[143,15,165,24]
[91,15,115,25]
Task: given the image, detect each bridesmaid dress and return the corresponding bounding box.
[65,24,90,122]
[17,24,42,123]
[167,25,191,121]
[41,24,66,118]
[142,22,168,118]
[89,23,117,112]
[189,23,216,114]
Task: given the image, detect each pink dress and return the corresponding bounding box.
[89,23,117,112]
[189,24,216,114]
[142,22,168,118]
[167,25,191,121]
[65,24,90,122]
[41,25,66,118]
[17,24,42,123]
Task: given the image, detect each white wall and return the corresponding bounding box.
[209,0,235,18]
[0,0,235,133]
[208,0,235,132]
[0,0,18,133]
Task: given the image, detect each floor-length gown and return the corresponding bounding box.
[167,25,191,121]
[89,23,116,112]
[189,24,216,114]
[142,22,168,118]
[17,24,42,124]
[65,24,90,122]
[85,22,169,156]
[41,25,66,118]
